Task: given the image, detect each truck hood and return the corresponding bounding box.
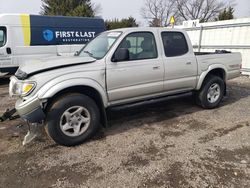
[15,56,96,80]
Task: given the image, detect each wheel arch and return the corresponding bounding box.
[38,79,108,127]
[196,65,227,90]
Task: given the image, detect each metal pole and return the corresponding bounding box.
[198,26,203,52]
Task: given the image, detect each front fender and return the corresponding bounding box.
[196,64,227,90]
[37,78,108,107]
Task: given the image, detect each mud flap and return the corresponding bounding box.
[23,123,44,145]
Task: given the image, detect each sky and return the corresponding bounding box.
[0,0,249,25]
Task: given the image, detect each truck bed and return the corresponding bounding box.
[196,51,241,80]
[195,50,231,56]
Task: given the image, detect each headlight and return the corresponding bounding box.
[9,77,36,97]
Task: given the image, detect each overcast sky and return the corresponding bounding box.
[0,0,249,25]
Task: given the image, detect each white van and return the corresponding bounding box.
[0,14,105,76]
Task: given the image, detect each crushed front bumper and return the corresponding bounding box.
[15,97,46,123]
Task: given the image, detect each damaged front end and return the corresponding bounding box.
[3,75,47,145]
[0,108,44,145]
[22,122,44,145]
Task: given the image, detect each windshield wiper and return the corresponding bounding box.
[84,50,93,57]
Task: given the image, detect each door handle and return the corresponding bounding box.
[6,47,12,54]
[153,66,160,70]
[186,62,192,65]
[115,68,126,72]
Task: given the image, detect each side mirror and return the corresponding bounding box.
[113,48,129,62]
[74,51,79,56]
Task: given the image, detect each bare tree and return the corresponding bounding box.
[92,3,102,17]
[175,0,228,22]
[141,0,177,27]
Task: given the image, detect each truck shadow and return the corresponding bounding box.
[106,95,199,131]
[101,83,250,138]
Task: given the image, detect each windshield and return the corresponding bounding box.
[0,27,6,47]
[77,31,122,59]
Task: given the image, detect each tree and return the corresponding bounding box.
[40,0,99,17]
[141,0,177,27]
[149,18,161,27]
[215,6,234,21]
[175,0,228,22]
[105,17,139,30]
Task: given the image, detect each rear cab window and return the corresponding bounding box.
[0,27,7,47]
[161,32,188,57]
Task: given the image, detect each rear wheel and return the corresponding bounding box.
[46,93,100,146]
[195,75,225,109]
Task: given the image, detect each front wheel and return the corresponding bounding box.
[195,75,225,109]
[46,93,100,146]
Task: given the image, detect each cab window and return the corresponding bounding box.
[115,32,158,61]
[0,27,6,47]
[161,32,188,57]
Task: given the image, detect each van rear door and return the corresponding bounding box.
[0,26,14,76]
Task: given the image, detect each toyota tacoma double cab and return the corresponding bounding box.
[9,28,242,146]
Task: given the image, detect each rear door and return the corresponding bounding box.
[106,31,164,103]
[161,31,198,92]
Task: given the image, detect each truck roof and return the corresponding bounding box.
[108,27,185,33]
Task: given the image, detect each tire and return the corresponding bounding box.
[195,75,225,109]
[46,93,100,146]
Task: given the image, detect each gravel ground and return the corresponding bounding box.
[0,76,249,188]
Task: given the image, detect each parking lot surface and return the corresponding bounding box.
[0,76,250,188]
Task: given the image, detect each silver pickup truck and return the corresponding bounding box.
[9,28,241,146]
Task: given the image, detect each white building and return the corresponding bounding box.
[177,18,250,75]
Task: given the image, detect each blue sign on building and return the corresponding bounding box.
[29,15,105,46]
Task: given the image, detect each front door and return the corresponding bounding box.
[0,26,13,76]
[107,32,164,103]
